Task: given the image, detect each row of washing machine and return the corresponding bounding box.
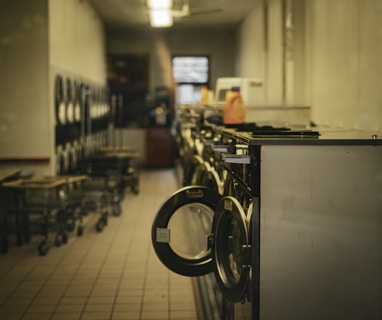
[56,132,108,175]
[152,104,382,320]
[55,74,109,136]
[54,73,110,175]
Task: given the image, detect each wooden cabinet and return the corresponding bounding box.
[145,128,175,168]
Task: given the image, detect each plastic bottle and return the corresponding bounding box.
[223,86,246,124]
[200,85,209,105]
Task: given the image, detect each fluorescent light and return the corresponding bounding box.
[149,9,173,27]
[147,0,172,9]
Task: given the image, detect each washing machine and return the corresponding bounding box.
[55,74,67,128]
[66,141,79,174]
[55,144,67,175]
[177,111,224,193]
[152,125,382,320]
[152,124,257,319]
[151,184,254,319]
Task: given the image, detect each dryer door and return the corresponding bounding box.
[152,186,221,276]
[212,196,251,302]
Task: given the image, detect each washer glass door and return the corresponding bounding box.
[151,186,221,276]
[212,196,251,302]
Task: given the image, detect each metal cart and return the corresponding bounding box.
[3,176,70,255]
[98,147,140,195]
[60,175,88,237]
[0,169,21,253]
[80,149,140,231]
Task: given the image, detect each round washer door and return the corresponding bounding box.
[212,196,251,302]
[55,75,66,125]
[151,186,221,277]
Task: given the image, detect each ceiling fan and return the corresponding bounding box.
[170,0,222,19]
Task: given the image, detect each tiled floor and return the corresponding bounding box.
[0,169,199,320]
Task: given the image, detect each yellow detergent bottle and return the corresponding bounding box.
[201,85,209,106]
[223,86,246,124]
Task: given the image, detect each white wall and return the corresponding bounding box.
[266,0,284,105]
[0,0,107,175]
[0,0,49,160]
[49,0,106,82]
[306,0,382,130]
[234,0,382,131]
[234,1,266,81]
[234,0,285,106]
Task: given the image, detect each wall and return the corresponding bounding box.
[266,0,284,105]
[0,0,49,161]
[0,0,106,175]
[49,0,106,82]
[305,0,382,130]
[234,0,382,131]
[234,0,284,106]
[234,1,266,82]
[107,28,235,92]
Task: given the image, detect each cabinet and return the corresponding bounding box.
[145,128,175,168]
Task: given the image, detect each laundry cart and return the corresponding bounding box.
[80,148,140,232]
[98,147,140,195]
[61,175,88,237]
[3,176,71,255]
[0,169,21,254]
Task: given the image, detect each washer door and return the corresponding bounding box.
[66,78,75,124]
[190,155,209,186]
[151,186,221,276]
[212,196,251,302]
[55,74,66,125]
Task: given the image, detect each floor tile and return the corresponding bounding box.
[20,313,53,320]
[0,169,198,320]
[51,313,82,320]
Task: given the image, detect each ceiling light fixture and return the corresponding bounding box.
[147,0,172,9]
[147,0,173,28]
[149,10,173,27]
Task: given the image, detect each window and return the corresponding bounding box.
[172,56,209,84]
[172,56,210,104]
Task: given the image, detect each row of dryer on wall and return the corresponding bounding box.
[54,73,110,175]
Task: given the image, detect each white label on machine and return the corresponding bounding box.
[156,228,170,243]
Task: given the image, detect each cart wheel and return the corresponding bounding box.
[77,224,84,236]
[112,204,122,216]
[16,233,23,246]
[100,211,108,226]
[66,220,76,233]
[1,237,9,254]
[55,234,63,247]
[96,219,104,232]
[24,233,31,243]
[112,195,121,204]
[132,184,140,195]
[62,232,68,244]
[132,180,140,195]
[38,241,49,256]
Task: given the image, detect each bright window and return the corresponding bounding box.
[172,56,209,84]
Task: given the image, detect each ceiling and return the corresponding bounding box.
[89,0,257,32]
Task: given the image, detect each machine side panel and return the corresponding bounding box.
[259,145,382,320]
